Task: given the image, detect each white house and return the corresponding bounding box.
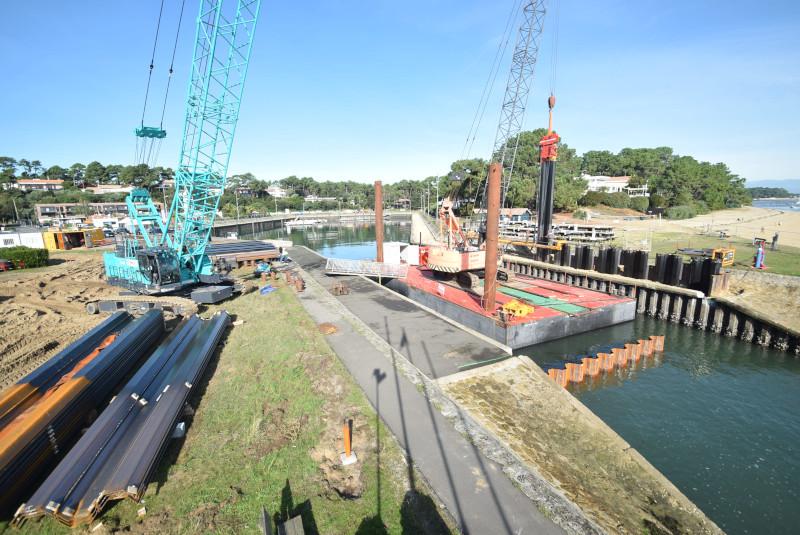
[4,179,65,192]
[267,185,288,198]
[85,185,134,195]
[304,195,337,202]
[582,174,649,197]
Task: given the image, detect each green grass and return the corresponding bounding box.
[11,275,454,534]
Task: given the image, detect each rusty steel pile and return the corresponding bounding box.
[0,311,163,516]
[547,335,666,388]
[12,311,230,528]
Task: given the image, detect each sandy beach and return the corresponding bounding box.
[658,205,800,248]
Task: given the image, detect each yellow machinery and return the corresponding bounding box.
[501,299,535,318]
[712,248,735,266]
[42,228,104,250]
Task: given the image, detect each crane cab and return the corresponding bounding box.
[135,247,182,290]
[104,245,185,295]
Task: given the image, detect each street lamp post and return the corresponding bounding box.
[235,188,240,223]
[434,183,440,220]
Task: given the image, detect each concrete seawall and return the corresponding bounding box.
[409,212,440,246]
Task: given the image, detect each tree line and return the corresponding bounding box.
[0,132,751,223]
[746,187,795,199]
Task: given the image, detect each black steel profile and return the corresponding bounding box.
[16,316,203,526]
[13,311,229,528]
[207,241,277,255]
[0,312,133,431]
[0,311,163,517]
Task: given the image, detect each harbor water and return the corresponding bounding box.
[522,316,800,535]
[751,198,800,212]
[248,222,799,535]
[245,219,410,260]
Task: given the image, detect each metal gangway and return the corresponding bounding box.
[325,258,409,279]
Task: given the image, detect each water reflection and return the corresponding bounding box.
[241,221,411,261]
[520,315,800,535]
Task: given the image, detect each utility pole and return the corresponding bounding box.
[235,189,240,223]
[434,182,440,220]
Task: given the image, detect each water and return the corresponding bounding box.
[242,220,411,259]
[520,316,800,535]
[245,221,800,534]
[752,199,800,212]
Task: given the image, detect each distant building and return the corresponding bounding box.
[393,198,411,209]
[233,186,254,198]
[35,201,164,226]
[582,174,649,197]
[267,185,288,198]
[85,184,134,195]
[304,195,337,203]
[4,179,65,192]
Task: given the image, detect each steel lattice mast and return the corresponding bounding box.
[166,0,261,279]
[483,0,548,210]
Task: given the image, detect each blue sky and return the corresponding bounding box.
[1,0,798,185]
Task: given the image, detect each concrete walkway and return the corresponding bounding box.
[288,247,565,535]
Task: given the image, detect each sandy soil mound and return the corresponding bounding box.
[0,255,119,391]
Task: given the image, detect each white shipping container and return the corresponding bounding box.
[0,232,46,249]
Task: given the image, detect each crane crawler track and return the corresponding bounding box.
[87,296,198,319]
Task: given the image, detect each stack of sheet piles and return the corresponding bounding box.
[0,311,163,515]
[12,310,229,528]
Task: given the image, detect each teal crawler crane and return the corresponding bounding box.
[91,0,262,317]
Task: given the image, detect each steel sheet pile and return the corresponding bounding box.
[207,240,277,256]
[12,310,230,528]
[0,311,162,515]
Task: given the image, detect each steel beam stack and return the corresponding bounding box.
[0,312,132,432]
[207,240,277,256]
[13,311,230,528]
[0,311,162,516]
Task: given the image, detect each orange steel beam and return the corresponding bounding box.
[374,181,384,263]
[483,163,501,313]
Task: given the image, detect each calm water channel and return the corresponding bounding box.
[247,222,800,535]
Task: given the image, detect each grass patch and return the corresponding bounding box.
[16,276,454,534]
[605,229,800,277]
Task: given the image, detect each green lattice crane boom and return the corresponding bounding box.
[101,0,262,305]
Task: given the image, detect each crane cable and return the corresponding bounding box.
[140,0,166,128]
[548,0,560,98]
[159,0,187,129]
[136,0,186,170]
[460,0,523,162]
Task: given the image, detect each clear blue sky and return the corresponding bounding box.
[1,0,798,185]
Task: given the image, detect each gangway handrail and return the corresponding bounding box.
[325,258,409,279]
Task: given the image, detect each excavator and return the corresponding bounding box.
[426,0,549,289]
[88,0,262,317]
[425,198,514,288]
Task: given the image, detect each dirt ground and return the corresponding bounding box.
[722,270,800,332]
[0,254,118,392]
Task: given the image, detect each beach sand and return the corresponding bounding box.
[659,205,800,248]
